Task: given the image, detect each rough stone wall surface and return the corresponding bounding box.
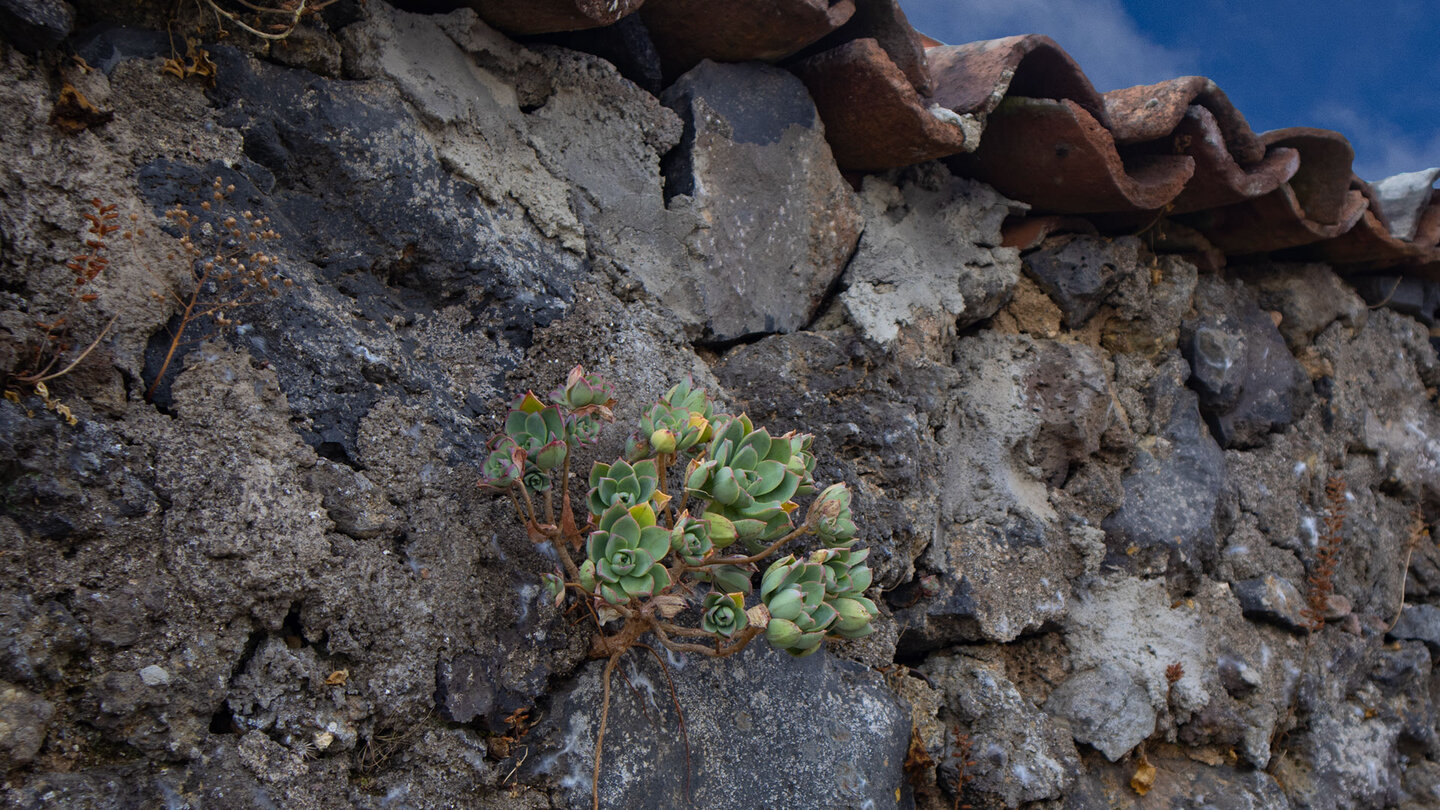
[2,4,1440,810]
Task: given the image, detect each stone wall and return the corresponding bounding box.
[2,4,1440,809]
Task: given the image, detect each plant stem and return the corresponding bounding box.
[21,314,117,384]
[146,268,209,401]
[517,485,538,526]
[653,621,759,658]
[544,482,555,528]
[703,524,812,567]
[593,651,619,810]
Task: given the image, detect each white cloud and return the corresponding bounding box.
[899,0,1195,91]
[1311,102,1440,182]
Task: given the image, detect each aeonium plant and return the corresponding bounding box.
[478,366,878,808]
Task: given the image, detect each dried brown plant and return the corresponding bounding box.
[146,176,289,402]
[1302,476,1346,631]
[3,198,126,424]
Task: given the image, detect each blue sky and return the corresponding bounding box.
[899,0,1440,182]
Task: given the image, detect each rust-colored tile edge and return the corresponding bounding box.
[465,0,645,35]
[642,0,855,75]
[926,35,1108,128]
[949,97,1193,214]
[792,37,969,172]
[1105,77,1264,165]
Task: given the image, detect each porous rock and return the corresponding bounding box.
[1389,604,1440,653]
[841,164,1024,347]
[1022,234,1139,329]
[530,643,910,810]
[662,59,864,341]
[919,651,1078,806]
[1232,574,1311,633]
[1043,663,1155,761]
[0,0,73,54]
[1102,367,1226,576]
[0,681,53,765]
[1181,276,1308,448]
[909,335,1114,646]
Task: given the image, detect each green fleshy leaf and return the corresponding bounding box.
[710,564,753,595]
[767,588,804,621]
[637,526,671,564]
[620,573,654,599]
[766,618,802,648]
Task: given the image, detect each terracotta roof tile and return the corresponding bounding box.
[466,0,645,35]
[926,35,1107,128]
[792,37,968,171]
[1291,209,1438,268]
[641,0,855,75]
[949,97,1194,213]
[1104,77,1264,164]
[1182,184,1369,254]
[797,0,931,94]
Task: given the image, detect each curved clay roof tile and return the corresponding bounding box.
[641,0,856,75]
[949,97,1193,214]
[465,0,646,35]
[1182,185,1368,254]
[1293,209,1440,268]
[1261,127,1358,226]
[793,0,931,94]
[1104,77,1265,165]
[1120,105,1300,215]
[791,37,969,171]
[925,35,1108,128]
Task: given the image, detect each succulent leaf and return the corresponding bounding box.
[700,591,748,637]
[584,506,672,604]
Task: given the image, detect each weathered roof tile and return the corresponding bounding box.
[465,0,645,35]
[641,0,855,75]
[949,97,1194,214]
[926,35,1107,128]
[792,37,968,171]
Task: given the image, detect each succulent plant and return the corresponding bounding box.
[588,458,661,515]
[521,464,551,493]
[478,435,522,490]
[685,415,806,547]
[582,503,673,604]
[827,594,878,638]
[504,392,568,473]
[813,546,873,598]
[567,413,603,447]
[779,431,818,497]
[670,512,714,565]
[696,563,753,595]
[808,483,856,545]
[759,555,837,656]
[700,591,748,638]
[551,364,616,417]
[477,370,881,810]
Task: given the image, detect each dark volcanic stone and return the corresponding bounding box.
[529,14,664,96]
[1389,604,1440,653]
[1231,574,1309,633]
[1023,235,1139,329]
[530,642,910,809]
[136,47,584,463]
[0,0,74,54]
[661,60,862,341]
[1102,373,1225,576]
[1182,277,1307,448]
[1352,275,1440,325]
